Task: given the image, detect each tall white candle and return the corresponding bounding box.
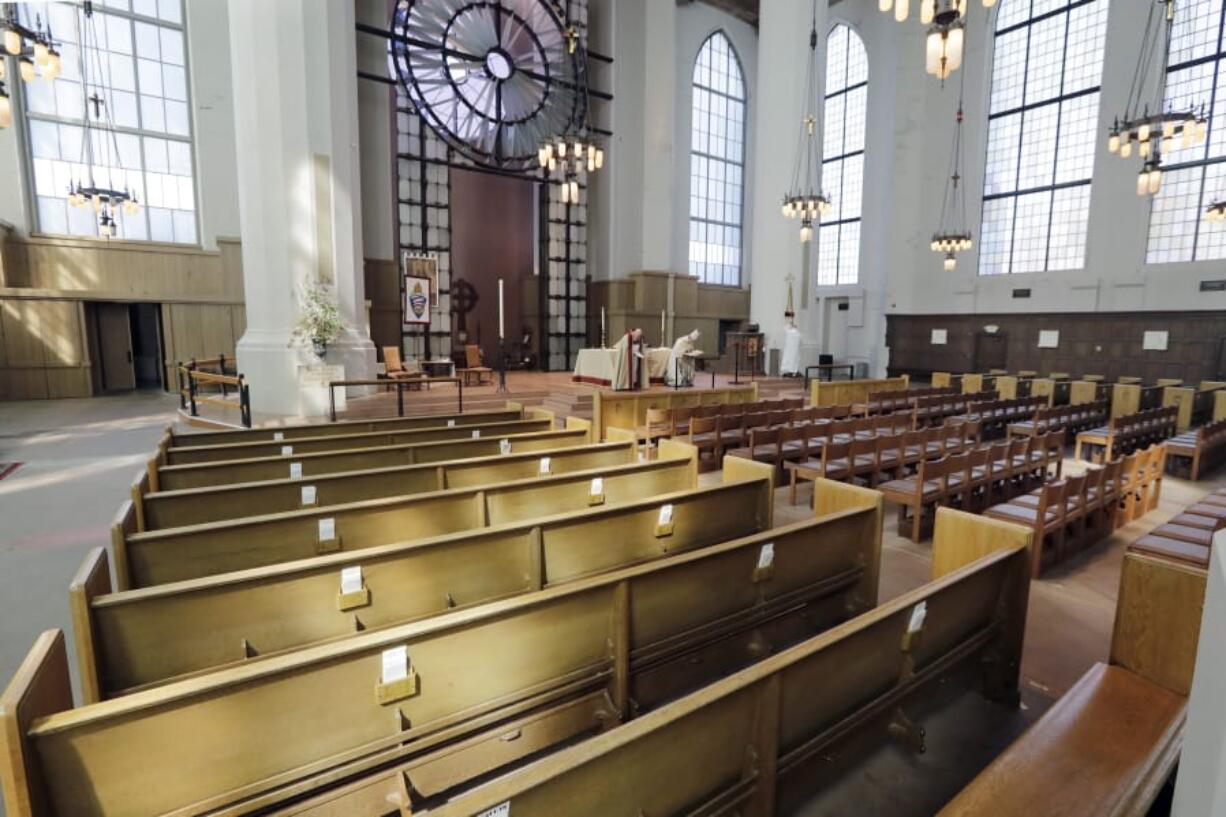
[498,279,505,340]
[600,307,606,344]
[660,309,666,346]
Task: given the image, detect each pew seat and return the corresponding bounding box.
[938,662,1186,817]
[1129,534,1210,569]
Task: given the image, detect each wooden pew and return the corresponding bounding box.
[2,481,882,816]
[72,467,870,705]
[166,407,528,447]
[939,550,1206,816]
[810,376,909,409]
[592,384,758,443]
[154,427,593,491]
[137,427,618,531]
[111,441,702,590]
[407,508,1031,817]
[163,418,555,465]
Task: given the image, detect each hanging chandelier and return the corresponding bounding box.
[0,4,63,129]
[781,0,831,244]
[1106,0,1206,197]
[538,24,604,204]
[1206,199,1226,223]
[880,0,995,83]
[67,2,139,237]
[931,94,973,271]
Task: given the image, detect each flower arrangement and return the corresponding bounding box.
[290,282,344,357]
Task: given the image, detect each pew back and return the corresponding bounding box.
[810,376,909,408]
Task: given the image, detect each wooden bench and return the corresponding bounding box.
[1006,399,1108,441]
[74,458,800,700]
[1075,406,1178,462]
[404,508,1031,817]
[960,396,1048,441]
[0,480,884,816]
[136,425,616,530]
[1166,417,1226,481]
[154,426,594,491]
[111,440,702,590]
[939,550,1206,817]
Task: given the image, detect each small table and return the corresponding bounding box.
[804,364,856,390]
[422,360,454,378]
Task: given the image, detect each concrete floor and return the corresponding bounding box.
[0,391,1221,816]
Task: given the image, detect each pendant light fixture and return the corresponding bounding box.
[0,4,63,130]
[781,0,831,244]
[538,18,604,201]
[66,2,140,237]
[931,87,973,271]
[1206,199,1226,224]
[881,0,993,83]
[1106,0,1206,197]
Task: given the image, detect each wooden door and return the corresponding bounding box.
[973,331,1008,372]
[97,302,136,391]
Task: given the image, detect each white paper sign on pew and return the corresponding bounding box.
[281,445,294,457]
[300,485,317,506]
[477,804,510,817]
[589,476,605,506]
[656,503,674,537]
[289,462,303,479]
[539,456,551,475]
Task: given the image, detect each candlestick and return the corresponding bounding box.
[498,279,505,340]
[600,307,606,346]
[660,309,666,347]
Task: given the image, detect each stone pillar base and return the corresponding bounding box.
[237,329,376,419]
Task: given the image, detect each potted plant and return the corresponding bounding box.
[290,283,343,359]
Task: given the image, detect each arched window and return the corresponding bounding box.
[1147,1,1226,262]
[689,32,746,286]
[818,24,867,286]
[979,0,1109,275]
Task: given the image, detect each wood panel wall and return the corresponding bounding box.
[588,272,751,353]
[887,312,1226,384]
[0,226,246,400]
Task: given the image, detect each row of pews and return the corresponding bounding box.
[0,398,1212,816]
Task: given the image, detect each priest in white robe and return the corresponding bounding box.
[665,330,703,386]
[612,328,647,391]
[780,321,804,377]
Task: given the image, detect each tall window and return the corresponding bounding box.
[818,24,867,286]
[689,32,746,286]
[1147,0,1226,263]
[20,0,197,243]
[979,0,1108,275]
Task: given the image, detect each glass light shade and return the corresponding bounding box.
[3,29,20,56]
[570,180,579,201]
[1163,120,1176,138]
[43,52,60,81]
[947,26,964,71]
[547,156,557,172]
[895,0,909,22]
[556,141,567,158]
[19,57,35,83]
[799,225,813,243]
[1140,139,1151,157]
[1147,168,1162,195]
[983,0,997,6]
[538,147,550,167]
[1197,119,1208,142]
[880,0,892,11]
[921,0,934,25]
[595,149,605,169]
[1183,119,1197,147]
[1120,140,1133,158]
[943,255,956,271]
[124,199,138,215]
[1136,171,1148,197]
[930,240,940,251]
[92,194,102,212]
[34,41,48,66]
[1107,133,1120,154]
[925,30,942,76]
[0,57,5,81]
[1138,123,1150,142]
[587,154,595,172]
[0,94,11,130]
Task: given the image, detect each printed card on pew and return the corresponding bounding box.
[447,419,455,427]
[500,438,512,455]
[477,804,510,817]
[753,542,775,582]
[655,503,674,538]
[337,565,369,611]
[317,517,340,553]
[376,644,419,704]
[289,461,303,479]
[589,476,605,506]
[281,445,294,457]
[273,432,284,442]
[902,601,927,651]
[300,485,317,507]
[539,456,551,475]
[471,429,481,438]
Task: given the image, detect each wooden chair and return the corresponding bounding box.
[986,479,1070,577]
[458,344,493,386]
[685,416,719,464]
[382,346,424,390]
[879,455,958,542]
[638,408,673,448]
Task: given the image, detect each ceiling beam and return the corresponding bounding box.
[678,0,759,27]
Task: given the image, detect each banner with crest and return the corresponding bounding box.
[403,253,436,325]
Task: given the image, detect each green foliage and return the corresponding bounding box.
[290,282,344,347]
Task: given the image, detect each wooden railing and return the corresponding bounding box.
[177,355,251,428]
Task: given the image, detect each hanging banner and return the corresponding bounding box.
[403,253,437,326]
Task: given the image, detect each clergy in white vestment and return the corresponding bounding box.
[780,321,804,377]
[612,328,647,390]
[665,330,703,386]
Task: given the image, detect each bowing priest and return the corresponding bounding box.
[665,329,703,387]
[612,328,647,391]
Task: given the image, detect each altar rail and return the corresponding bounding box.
[592,383,759,442]
[809,376,909,408]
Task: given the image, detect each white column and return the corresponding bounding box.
[228,0,375,417]
[748,0,817,352]
[639,0,677,271]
